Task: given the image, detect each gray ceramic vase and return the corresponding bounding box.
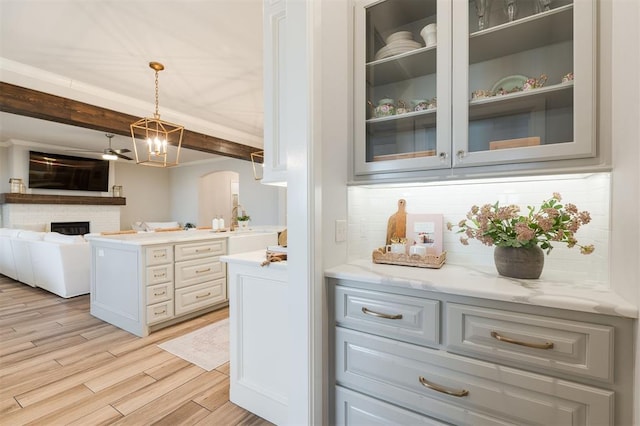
[494,245,544,279]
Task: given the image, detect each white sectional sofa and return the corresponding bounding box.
[0,229,90,298]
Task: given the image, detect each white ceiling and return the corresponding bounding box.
[0,0,264,164]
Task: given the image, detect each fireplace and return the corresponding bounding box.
[51,221,90,236]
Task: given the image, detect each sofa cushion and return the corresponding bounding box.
[0,228,21,238]
[17,230,46,241]
[43,232,86,244]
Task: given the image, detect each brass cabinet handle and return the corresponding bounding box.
[195,268,211,274]
[490,331,554,349]
[153,253,166,258]
[418,376,468,397]
[153,273,166,278]
[195,248,212,252]
[153,291,166,297]
[196,292,211,299]
[155,309,166,315]
[361,307,403,320]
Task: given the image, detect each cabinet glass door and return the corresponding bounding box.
[354,0,451,176]
[452,0,595,168]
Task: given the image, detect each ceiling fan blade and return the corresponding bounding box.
[116,152,133,160]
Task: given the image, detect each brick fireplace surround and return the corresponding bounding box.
[0,194,124,233]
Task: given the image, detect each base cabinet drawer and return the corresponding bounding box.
[175,257,225,288]
[147,282,173,305]
[146,264,174,286]
[336,327,613,426]
[147,301,174,325]
[175,240,226,261]
[145,245,173,266]
[446,303,614,381]
[335,386,450,426]
[335,285,440,347]
[175,279,226,316]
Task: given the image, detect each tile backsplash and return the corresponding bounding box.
[348,173,610,285]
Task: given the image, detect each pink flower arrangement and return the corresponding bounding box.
[447,193,595,255]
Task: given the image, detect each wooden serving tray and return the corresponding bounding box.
[372,248,446,269]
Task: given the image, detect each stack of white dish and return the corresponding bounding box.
[374,31,421,61]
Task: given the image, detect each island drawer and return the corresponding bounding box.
[336,327,613,426]
[175,279,226,315]
[174,240,226,261]
[334,285,439,347]
[146,264,174,286]
[147,300,174,325]
[175,257,225,288]
[446,303,614,382]
[145,245,173,266]
[146,282,173,305]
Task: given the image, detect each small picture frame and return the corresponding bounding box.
[406,213,444,256]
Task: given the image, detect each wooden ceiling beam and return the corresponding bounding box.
[0,82,260,162]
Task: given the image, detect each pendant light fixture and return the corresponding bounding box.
[130,61,184,167]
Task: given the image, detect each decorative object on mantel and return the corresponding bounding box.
[130,61,184,167]
[112,185,123,197]
[447,193,594,279]
[9,178,25,194]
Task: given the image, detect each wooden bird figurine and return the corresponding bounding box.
[386,199,407,245]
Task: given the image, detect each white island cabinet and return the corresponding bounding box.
[89,230,277,337]
[326,261,637,426]
[221,250,289,426]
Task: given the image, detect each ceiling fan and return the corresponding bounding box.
[67,133,133,161]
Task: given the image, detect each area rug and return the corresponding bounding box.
[158,319,229,371]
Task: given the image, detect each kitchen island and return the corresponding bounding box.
[88,230,277,337]
[221,250,289,426]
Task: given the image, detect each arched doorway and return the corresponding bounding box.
[198,171,239,228]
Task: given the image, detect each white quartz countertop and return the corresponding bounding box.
[221,249,287,270]
[86,229,275,246]
[325,259,638,318]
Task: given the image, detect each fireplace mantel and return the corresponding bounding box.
[0,193,126,206]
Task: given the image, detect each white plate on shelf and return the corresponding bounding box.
[374,46,420,60]
[491,74,528,93]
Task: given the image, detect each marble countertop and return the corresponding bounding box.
[325,259,638,318]
[86,229,276,246]
[221,249,287,271]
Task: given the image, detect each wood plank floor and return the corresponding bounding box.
[0,275,273,426]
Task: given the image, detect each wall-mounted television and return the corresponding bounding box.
[28,150,109,192]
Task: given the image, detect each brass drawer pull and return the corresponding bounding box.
[361,307,403,320]
[153,273,166,278]
[196,292,211,299]
[195,268,211,274]
[153,253,166,258]
[153,291,166,296]
[195,248,212,252]
[490,331,554,349]
[418,376,468,397]
[155,309,166,315]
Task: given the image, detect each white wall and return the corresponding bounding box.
[168,157,285,227]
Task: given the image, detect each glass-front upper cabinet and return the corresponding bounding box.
[353,0,597,180]
[452,0,596,168]
[353,0,452,176]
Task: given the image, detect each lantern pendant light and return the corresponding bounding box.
[130,61,184,167]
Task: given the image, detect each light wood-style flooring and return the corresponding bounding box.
[0,275,273,425]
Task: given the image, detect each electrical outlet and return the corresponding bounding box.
[335,219,347,242]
